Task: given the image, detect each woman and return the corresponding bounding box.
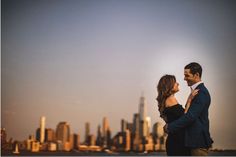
[156,75,198,156]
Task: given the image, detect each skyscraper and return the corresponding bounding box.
[133,113,140,137]
[56,122,70,148]
[36,128,40,142]
[106,127,112,149]
[40,116,46,143]
[152,122,163,151]
[102,117,109,138]
[139,95,147,121]
[124,129,131,151]
[139,95,147,138]
[96,125,102,147]
[121,119,127,132]
[73,133,80,149]
[85,122,90,144]
[45,128,56,142]
[132,113,140,151]
[1,128,7,145]
[102,117,109,147]
[146,116,151,137]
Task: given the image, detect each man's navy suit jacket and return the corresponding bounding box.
[168,83,213,148]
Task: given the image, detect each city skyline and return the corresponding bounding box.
[2,94,162,142]
[2,0,236,150]
[2,94,167,153]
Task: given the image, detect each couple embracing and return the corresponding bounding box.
[156,62,213,156]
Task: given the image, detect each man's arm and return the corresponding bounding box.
[167,91,207,133]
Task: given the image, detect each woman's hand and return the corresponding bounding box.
[187,89,199,104]
[185,89,199,113]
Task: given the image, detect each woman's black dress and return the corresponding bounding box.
[164,104,191,156]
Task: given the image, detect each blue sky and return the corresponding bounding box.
[2,0,236,149]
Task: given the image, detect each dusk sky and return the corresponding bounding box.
[2,0,236,149]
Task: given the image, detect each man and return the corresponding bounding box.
[164,62,213,156]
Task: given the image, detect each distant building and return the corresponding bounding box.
[56,122,71,151]
[152,122,163,151]
[160,134,167,151]
[87,134,96,146]
[36,128,40,142]
[13,141,20,154]
[113,129,130,152]
[85,122,90,144]
[69,134,74,150]
[121,119,127,132]
[1,128,7,144]
[126,122,133,132]
[40,116,46,143]
[64,141,71,151]
[37,128,56,143]
[56,140,63,151]
[106,127,112,149]
[103,117,109,137]
[124,129,131,151]
[144,135,154,152]
[73,133,80,149]
[31,141,40,152]
[45,128,56,142]
[146,117,151,137]
[139,95,148,138]
[139,95,147,121]
[102,117,109,147]
[96,125,103,147]
[112,132,123,151]
[132,113,140,151]
[48,142,57,151]
[152,122,164,138]
[26,135,35,150]
[39,142,47,151]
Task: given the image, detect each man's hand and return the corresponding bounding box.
[163,124,169,134]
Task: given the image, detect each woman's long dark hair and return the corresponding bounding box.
[156,75,176,122]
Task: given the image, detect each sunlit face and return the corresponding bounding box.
[184,69,198,86]
[172,81,179,93]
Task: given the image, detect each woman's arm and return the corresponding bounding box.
[184,89,199,113]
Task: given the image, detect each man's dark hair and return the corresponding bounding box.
[185,62,202,78]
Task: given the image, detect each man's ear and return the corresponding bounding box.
[194,72,200,78]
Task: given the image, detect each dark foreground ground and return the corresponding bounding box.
[2,150,236,156]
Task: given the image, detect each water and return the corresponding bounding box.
[2,150,236,156]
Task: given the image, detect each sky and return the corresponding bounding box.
[2,0,236,149]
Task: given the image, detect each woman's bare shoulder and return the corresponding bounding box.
[165,96,178,107]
